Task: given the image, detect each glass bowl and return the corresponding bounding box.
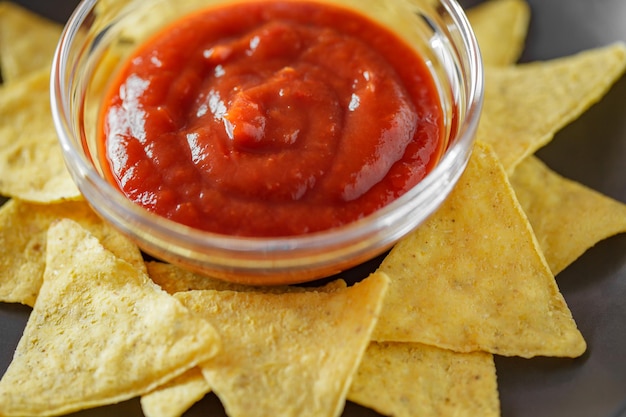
[51,0,483,285]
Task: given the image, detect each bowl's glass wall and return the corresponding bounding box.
[51,0,482,284]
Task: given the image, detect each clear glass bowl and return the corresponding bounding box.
[51,0,483,285]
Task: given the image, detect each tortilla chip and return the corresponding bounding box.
[141,267,348,417]
[348,342,499,417]
[0,198,145,306]
[0,219,220,416]
[0,2,62,82]
[147,261,247,293]
[95,0,182,47]
[479,43,626,173]
[372,141,586,358]
[511,156,626,275]
[147,261,347,294]
[0,69,81,201]
[467,0,530,66]
[175,272,389,417]
[140,367,211,417]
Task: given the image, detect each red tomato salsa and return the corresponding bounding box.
[98,1,444,237]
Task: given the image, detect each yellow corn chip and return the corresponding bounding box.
[94,0,183,48]
[479,43,626,173]
[0,69,81,201]
[511,155,626,275]
[0,219,220,417]
[175,272,389,417]
[373,141,586,358]
[140,367,211,417]
[0,2,62,82]
[147,261,248,293]
[147,261,347,294]
[141,268,349,417]
[467,0,530,66]
[348,342,500,417]
[0,198,145,306]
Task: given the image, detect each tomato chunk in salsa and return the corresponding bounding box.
[98,1,444,237]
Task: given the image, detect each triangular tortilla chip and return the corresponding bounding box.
[147,261,251,293]
[140,367,211,417]
[146,261,347,294]
[479,43,626,173]
[348,342,499,417]
[0,219,220,416]
[372,141,586,358]
[467,0,530,67]
[0,69,81,201]
[95,0,175,39]
[0,2,62,82]
[511,155,626,275]
[175,272,389,417]
[0,198,145,306]
[141,266,349,417]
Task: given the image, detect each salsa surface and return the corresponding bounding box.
[99,0,444,237]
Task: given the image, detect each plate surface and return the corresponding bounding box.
[1,0,625,416]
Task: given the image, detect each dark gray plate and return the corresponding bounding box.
[1,0,625,416]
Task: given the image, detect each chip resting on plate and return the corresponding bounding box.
[0,198,145,306]
[0,2,62,82]
[140,272,349,417]
[0,219,221,416]
[511,155,626,274]
[466,0,530,66]
[146,261,260,293]
[372,141,586,358]
[146,261,347,294]
[174,272,389,417]
[140,367,211,417]
[478,43,626,173]
[348,342,499,417]
[0,69,81,201]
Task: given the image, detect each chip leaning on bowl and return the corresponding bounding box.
[1,0,626,417]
